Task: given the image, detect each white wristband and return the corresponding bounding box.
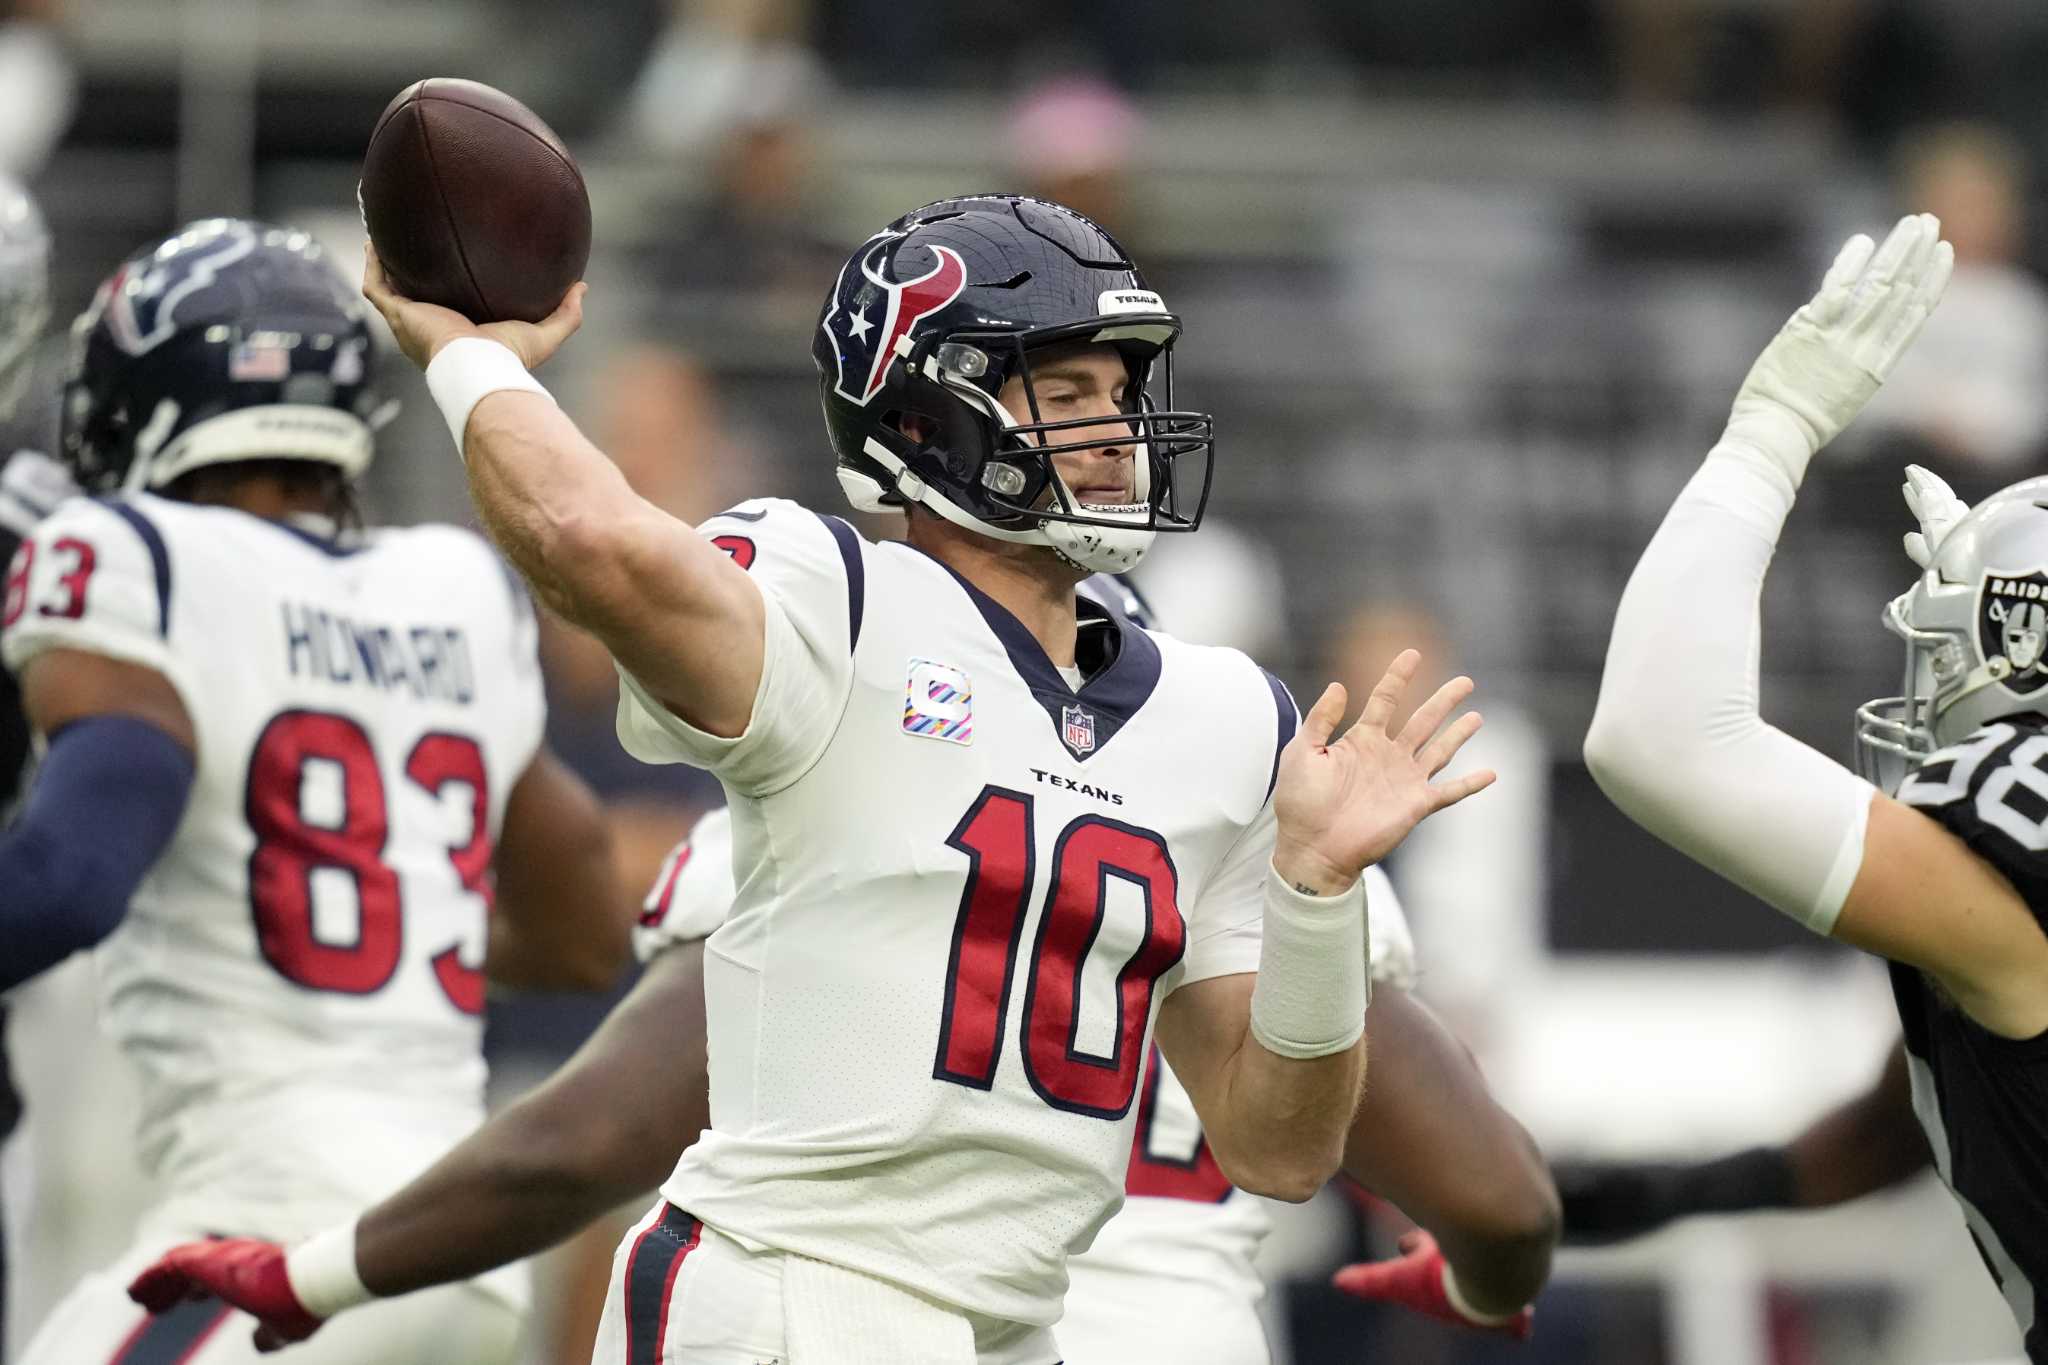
[1248,864,1369,1060]
[423,336,553,456]
[283,1221,374,1319]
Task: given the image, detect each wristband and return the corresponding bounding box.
[423,337,553,456]
[283,1221,374,1318]
[1248,864,1369,1060]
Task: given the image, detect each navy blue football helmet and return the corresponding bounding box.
[812,194,1213,573]
[61,219,381,494]
[0,174,49,426]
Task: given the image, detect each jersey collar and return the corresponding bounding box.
[927,555,1163,761]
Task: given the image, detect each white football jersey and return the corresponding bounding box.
[1,493,542,1303]
[637,808,1417,1362]
[614,500,1293,1327]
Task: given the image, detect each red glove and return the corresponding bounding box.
[1333,1229,1534,1341]
[128,1237,326,1352]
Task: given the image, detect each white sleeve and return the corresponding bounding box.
[1363,865,1418,990]
[1,496,198,718]
[1582,444,1874,934]
[1172,802,1271,988]
[1170,663,1298,988]
[614,500,861,798]
[633,806,737,962]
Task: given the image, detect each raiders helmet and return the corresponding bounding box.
[0,174,50,426]
[1857,476,2048,789]
[811,194,1214,574]
[62,219,381,494]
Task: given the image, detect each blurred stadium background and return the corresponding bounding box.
[0,0,2039,1361]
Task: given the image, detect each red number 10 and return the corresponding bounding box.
[934,787,1186,1120]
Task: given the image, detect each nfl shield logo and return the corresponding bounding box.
[1062,704,1096,756]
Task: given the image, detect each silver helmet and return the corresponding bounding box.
[1857,475,2048,790]
[0,174,50,424]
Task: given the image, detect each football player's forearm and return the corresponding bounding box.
[461,393,646,624]
[357,946,711,1295]
[1208,1036,1365,1203]
[1785,1041,1930,1206]
[1341,989,1556,1313]
[489,749,628,992]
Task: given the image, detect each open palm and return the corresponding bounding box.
[1271,650,1494,894]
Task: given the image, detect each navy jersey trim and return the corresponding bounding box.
[267,518,368,558]
[623,1203,700,1365]
[100,499,171,637]
[817,513,866,652]
[922,551,1162,762]
[1262,670,1298,803]
[108,1296,231,1363]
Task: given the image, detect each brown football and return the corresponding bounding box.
[359,78,591,324]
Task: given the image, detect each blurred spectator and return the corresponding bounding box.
[1853,121,2048,488]
[1598,0,1951,134]
[1008,76,1143,243]
[1324,601,1548,1043]
[0,0,76,177]
[623,25,841,341]
[623,0,813,153]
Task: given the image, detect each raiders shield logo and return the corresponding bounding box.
[1979,569,2048,694]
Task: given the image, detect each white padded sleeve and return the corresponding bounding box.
[1583,443,1875,934]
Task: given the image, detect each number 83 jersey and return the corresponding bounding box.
[615,500,1294,1329]
[1,492,543,1272]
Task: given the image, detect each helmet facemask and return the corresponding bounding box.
[854,325,1213,574]
[1855,589,1958,790]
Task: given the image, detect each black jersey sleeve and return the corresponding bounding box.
[1896,717,2048,918]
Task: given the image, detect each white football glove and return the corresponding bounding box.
[1722,214,1954,487]
[1901,463,1969,569]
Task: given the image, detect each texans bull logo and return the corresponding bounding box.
[820,238,968,407]
[1980,569,2048,694]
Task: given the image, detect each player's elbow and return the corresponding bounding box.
[1583,698,1679,825]
[1218,1139,1344,1204]
[1472,1172,1563,1268]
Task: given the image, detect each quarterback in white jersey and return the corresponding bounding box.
[290,191,1497,1362]
[3,219,626,1363]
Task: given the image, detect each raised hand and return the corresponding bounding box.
[1334,1229,1535,1340]
[128,1238,325,1353]
[1724,213,1953,481]
[362,245,585,372]
[1271,650,1493,896]
[1901,462,1969,569]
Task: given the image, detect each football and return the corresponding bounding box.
[358,78,591,324]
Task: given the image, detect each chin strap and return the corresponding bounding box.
[853,434,1156,573]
